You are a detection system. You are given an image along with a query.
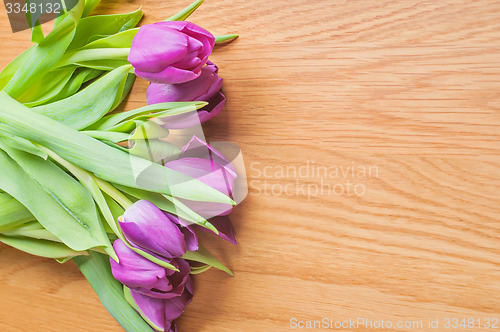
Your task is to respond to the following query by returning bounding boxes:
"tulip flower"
[119,200,187,259]
[110,239,191,299]
[165,136,237,220]
[147,61,225,129]
[128,21,215,84]
[129,278,193,332]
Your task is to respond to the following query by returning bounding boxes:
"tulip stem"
[214,34,239,44]
[94,178,134,210]
[56,49,131,68]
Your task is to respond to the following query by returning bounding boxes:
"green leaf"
[0,234,85,259]
[2,0,85,98]
[73,252,154,332]
[25,0,44,43]
[1,144,113,254]
[189,264,212,274]
[72,58,131,71]
[68,9,143,51]
[17,66,77,106]
[32,65,132,130]
[0,47,36,90]
[45,67,103,105]
[4,222,62,242]
[129,121,169,140]
[166,0,204,21]
[0,92,234,205]
[129,139,180,163]
[183,244,234,276]
[0,135,48,160]
[88,102,206,131]
[40,148,178,270]
[30,23,44,44]
[0,192,35,232]
[82,0,101,17]
[215,34,239,44]
[80,27,139,50]
[83,130,130,143]
[0,148,107,252]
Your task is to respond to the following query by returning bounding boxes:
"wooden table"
[1,0,499,331]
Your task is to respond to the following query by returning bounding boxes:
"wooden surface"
[1,0,500,331]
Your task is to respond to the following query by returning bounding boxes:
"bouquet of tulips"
[0,1,247,331]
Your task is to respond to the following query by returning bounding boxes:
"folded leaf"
[0,148,106,252]
[82,0,101,17]
[32,65,132,130]
[0,192,35,232]
[80,28,138,50]
[0,234,85,259]
[68,9,143,51]
[17,67,77,106]
[2,0,84,98]
[4,222,62,242]
[88,102,206,131]
[45,67,103,105]
[1,145,114,257]
[74,252,154,332]
[0,135,48,160]
[183,244,234,276]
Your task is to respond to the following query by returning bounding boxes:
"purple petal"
[138,258,191,300]
[163,284,194,322]
[110,240,169,290]
[197,91,226,123]
[131,290,167,331]
[135,66,201,84]
[197,215,237,244]
[128,25,189,73]
[121,200,187,259]
[166,213,199,251]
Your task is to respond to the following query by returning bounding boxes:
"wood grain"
[0,0,499,331]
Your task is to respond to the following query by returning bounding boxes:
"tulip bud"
[165,136,236,219]
[119,200,187,259]
[110,239,191,299]
[128,21,215,84]
[147,61,225,129]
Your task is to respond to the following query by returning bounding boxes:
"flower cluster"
[110,138,237,331]
[129,21,225,129]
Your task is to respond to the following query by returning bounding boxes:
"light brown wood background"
[1,0,500,331]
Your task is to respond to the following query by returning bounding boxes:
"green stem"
[57,48,131,67]
[215,34,239,44]
[166,0,204,21]
[94,178,133,210]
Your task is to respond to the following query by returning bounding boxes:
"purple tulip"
[147,61,225,129]
[128,21,215,84]
[119,200,187,259]
[165,136,237,219]
[130,278,193,332]
[110,239,191,299]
